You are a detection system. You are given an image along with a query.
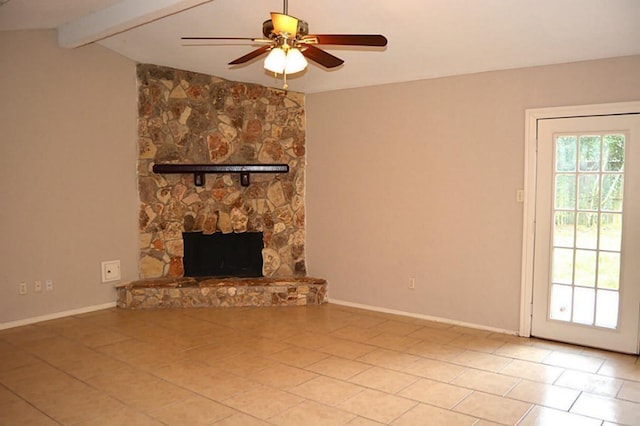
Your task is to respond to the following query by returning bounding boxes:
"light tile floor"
[1,304,639,425]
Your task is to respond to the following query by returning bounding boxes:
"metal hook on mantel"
[152,163,290,187]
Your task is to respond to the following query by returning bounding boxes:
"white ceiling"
[2,0,639,93]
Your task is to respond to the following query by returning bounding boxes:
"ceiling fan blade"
[229,45,271,65]
[302,34,387,47]
[182,37,265,41]
[302,45,344,68]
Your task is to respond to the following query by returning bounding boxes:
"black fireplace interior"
[183,231,264,278]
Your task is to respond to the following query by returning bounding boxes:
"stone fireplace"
[136,64,306,280]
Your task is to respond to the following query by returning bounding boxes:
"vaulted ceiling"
[2,0,639,93]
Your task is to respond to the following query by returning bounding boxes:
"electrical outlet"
[101,260,121,283]
[19,282,28,295]
[45,279,53,291]
[34,280,42,293]
[409,277,416,290]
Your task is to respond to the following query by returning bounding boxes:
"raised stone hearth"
[116,276,327,309]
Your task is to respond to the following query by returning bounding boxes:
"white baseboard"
[329,298,518,336]
[1,299,518,336]
[0,302,117,330]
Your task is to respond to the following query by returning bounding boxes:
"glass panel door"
[531,113,640,354]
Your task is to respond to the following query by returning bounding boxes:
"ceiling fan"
[182,0,388,89]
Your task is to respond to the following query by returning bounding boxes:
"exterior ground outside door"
[520,103,640,354]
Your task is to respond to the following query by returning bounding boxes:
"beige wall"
[0,30,139,324]
[306,55,640,332]
[1,31,637,332]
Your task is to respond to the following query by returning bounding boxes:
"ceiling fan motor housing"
[262,19,309,38]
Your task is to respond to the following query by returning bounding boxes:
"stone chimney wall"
[136,64,306,278]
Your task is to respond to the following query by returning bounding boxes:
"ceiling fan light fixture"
[284,47,307,74]
[264,47,286,73]
[264,46,307,75]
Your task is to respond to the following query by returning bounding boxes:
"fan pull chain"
[271,71,288,90]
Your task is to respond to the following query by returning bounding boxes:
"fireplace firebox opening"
[183,232,264,278]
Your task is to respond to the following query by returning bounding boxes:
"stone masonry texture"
[136,64,307,279]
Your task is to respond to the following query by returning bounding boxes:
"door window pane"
[576,212,598,249]
[555,175,576,209]
[574,250,596,287]
[601,174,624,212]
[552,248,574,284]
[603,135,624,172]
[598,252,621,290]
[579,135,601,171]
[578,175,599,211]
[556,136,577,172]
[595,290,619,329]
[600,213,622,251]
[573,287,595,325]
[554,211,575,247]
[550,284,572,321]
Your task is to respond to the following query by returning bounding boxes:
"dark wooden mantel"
[152,163,289,186]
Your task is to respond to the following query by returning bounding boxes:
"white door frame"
[519,101,640,337]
